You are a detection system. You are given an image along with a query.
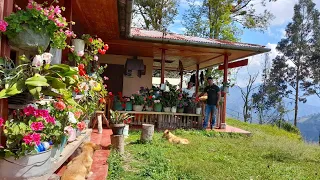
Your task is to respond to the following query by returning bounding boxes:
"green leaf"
[41,89,61,97]
[4,79,26,96]
[28,85,42,98]
[45,76,66,89]
[25,75,49,87]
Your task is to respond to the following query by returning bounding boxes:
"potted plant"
[109,110,133,135]
[186,98,196,114]
[125,96,133,111]
[144,95,153,111]
[166,81,179,113]
[195,97,202,114]
[0,105,61,179]
[162,97,171,112]
[3,1,75,52]
[153,99,162,112]
[132,93,144,111]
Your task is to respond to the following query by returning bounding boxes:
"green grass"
[107,118,320,180]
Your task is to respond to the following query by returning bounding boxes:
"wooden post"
[179,60,183,89]
[195,63,199,95]
[160,49,165,84]
[140,124,154,142]
[221,54,229,129]
[0,0,13,147]
[111,135,124,155]
[61,0,72,64]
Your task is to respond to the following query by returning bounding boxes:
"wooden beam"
[195,64,199,95]
[218,59,248,70]
[153,66,177,71]
[221,54,229,129]
[161,49,166,84]
[62,0,72,64]
[184,54,224,69]
[0,0,13,147]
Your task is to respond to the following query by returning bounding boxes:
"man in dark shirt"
[198,77,221,129]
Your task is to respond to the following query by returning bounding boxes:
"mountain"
[226,86,320,143]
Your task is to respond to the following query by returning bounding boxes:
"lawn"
[107,118,320,180]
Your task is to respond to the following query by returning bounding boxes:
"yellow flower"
[93,83,101,91]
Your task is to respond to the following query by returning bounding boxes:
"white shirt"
[182,88,195,98]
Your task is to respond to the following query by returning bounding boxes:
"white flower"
[32,55,43,67]
[131,96,134,100]
[152,95,155,98]
[89,80,97,88]
[79,82,89,91]
[94,55,99,61]
[68,112,77,123]
[77,50,84,57]
[41,53,53,64]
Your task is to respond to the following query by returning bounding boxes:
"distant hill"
[226,86,320,143]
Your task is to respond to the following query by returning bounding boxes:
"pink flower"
[54,6,61,14]
[65,30,73,37]
[14,4,21,10]
[0,117,4,127]
[94,55,99,61]
[70,46,74,52]
[36,4,42,11]
[34,109,49,118]
[104,84,107,88]
[48,14,55,20]
[27,3,33,9]
[77,50,84,57]
[31,133,41,145]
[77,121,86,131]
[45,116,56,124]
[30,122,45,131]
[0,20,8,32]
[74,111,82,119]
[23,134,33,145]
[43,9,49,16]
[23,106,36,116]
[103,76,109,80]
[108,92,113,96]
[54,101,66,111]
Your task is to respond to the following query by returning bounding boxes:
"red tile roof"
[130,27,266,49]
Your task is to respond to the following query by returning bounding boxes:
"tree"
[268,0,320,126]
[238,72,259,123]
[182,0,276,40]
[133,0,179,31]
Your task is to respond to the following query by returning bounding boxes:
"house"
[1,0,270,130]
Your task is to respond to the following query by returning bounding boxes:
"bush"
[274,120,300,134]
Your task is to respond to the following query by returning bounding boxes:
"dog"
[162,129,189,144]
[61,142,101,180]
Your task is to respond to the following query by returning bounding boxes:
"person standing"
[198,77,221,129]
[182,82,195,98]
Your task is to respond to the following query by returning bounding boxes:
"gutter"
[122,0,270,54]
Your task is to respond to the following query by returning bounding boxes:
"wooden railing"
[118,111,203,129]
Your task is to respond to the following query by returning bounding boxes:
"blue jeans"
[203,104,216,129]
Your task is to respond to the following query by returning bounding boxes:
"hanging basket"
[8,25,50,52]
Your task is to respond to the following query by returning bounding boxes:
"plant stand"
[140,124,154,142]
[111,135,124,155]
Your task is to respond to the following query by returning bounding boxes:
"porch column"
[160,49,166,84]
[179,60,183,89]
[221,54,229,129]
[62,0,72,64]
[0,0,13,147]
[195,64,199,95]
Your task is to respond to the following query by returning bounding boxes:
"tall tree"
[268,0,320,126]
[182,0,276,40]
[133,0,179,32]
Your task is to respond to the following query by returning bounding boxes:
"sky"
[167,0,320,87]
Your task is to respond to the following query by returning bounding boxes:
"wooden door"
[100,63,124,95]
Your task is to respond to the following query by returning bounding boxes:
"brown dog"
[162,129,190,144]
[61,142,101,180]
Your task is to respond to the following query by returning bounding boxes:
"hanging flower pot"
[154,103,162,112]
[133,105,143,111]
[110,123,126,135]
[171,106,177,113]
[72,39,85,53]
[8,25,50,52]
[0,149,52,179]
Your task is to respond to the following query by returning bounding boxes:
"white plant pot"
[145,106,153,111]
[171,106,177,113]
[163,107,171,112]
[49,48,62,64]
[0,150,52,179]
[123,124,129,138]
[196,107,202,114]
[133,105,143,111]
[72,39,85,53]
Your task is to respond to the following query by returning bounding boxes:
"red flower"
[0,117,4,127]
[77,121,86,131]
[54,101,66,111]
[74,87,80,94]
[104,44,109,51]
[98,49,106,55]
[99,97,106,104]
[121,103,126,108]
[30,122,45,131]
[79,69,86,76]
[108,92,113,96]
[78,64,85,70]
[89,38,93,43]
[124,118,131,124]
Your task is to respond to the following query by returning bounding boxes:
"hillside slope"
[108,119,320,180]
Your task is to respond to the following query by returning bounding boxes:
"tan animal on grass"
[61,142,101,180]
[162,129,190,144]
